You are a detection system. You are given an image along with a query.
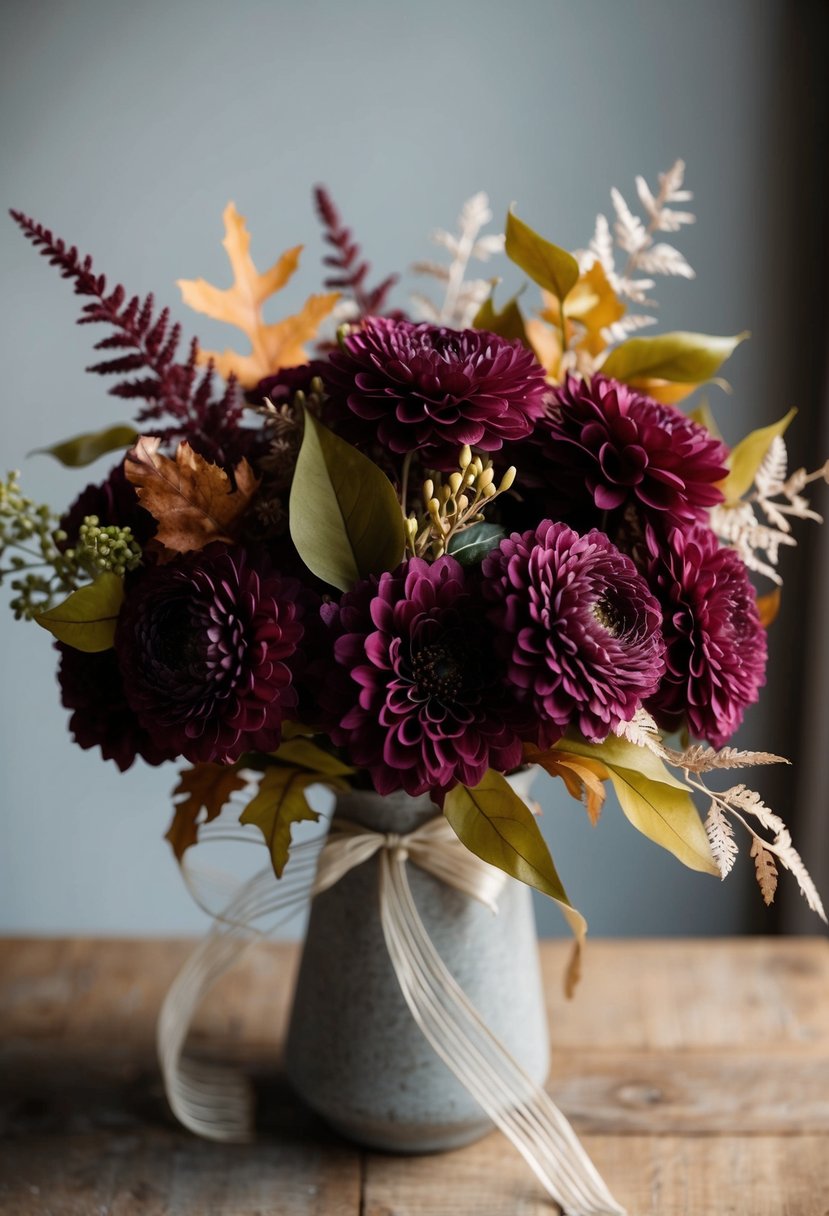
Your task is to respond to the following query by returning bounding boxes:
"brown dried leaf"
[166,763,247,861]
[750,837,778,906]
[126,436,259,553]
[178,202,339,388]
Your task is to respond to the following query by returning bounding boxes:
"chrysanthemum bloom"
[644,524,767,747]
[323,317,549,463]
[115,544,307,764]
[481,521,666,746]
[322,556,523,797]
[58,644,175,771]
[537,374,729,528]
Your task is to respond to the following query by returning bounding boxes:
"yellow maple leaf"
[125,435,259,554]
[528,260,625,380]
[178,202,339,388]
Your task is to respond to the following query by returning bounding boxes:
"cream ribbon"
[158,815,626,1216]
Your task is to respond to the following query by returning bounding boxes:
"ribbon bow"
[158,814,625,1216]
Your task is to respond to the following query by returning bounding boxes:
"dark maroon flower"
[644,524,767,746]
[321,556,523,797]
[537,374,729,528]
[60,460,156,548]
[323,318,549,463]
[482,521,666,746]
[58,644,174,771]
[115,544,307,764]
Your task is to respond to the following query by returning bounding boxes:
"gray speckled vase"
[284,771,550,1153]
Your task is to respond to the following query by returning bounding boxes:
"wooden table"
[1,938,827,1214]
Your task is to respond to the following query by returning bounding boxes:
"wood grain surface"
[1,937,827,1214]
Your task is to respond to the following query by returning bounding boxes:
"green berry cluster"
[0,471,142,620]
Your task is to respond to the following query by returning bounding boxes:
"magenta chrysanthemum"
[115,544,307,764]
[644,524,767,747]
[482,521,666,746]
[321,556,523,797]
[537,374,729,527]
[58,644,175,772]
[323,317,549,462]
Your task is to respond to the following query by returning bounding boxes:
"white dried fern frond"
[613,707,665,754]
[412,192,504,327]
[602,313,657,344]
[632,243,694,278]
[663,744,788,774]
[705,802,739,878]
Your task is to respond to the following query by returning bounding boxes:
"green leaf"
[289,410,405,591]
[32,424,139,468]
[722,408,797,503]
[504,209,580,302]
[444,770,586,941]
[447,521,505,566]
[240,764,346,878]
[34,572,124,652]
[558,734,718,875]
[601,331,748,385]
[271,737,355,779]
[473,289,529,345]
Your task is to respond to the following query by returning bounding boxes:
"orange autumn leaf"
[757,587,781,628]
[178,202,339,388]
[166,763,248,861]
[125,435,259,553]
[523,743,609,826]
[529,261,625,379]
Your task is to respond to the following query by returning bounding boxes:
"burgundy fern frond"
[10,210,247,465]
[313,186,398,317]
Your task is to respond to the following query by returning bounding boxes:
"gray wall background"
[0,0,819,938]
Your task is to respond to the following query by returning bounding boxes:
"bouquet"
[3,160,827,958]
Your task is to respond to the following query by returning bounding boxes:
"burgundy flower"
[537,374,729,528]
[58,644,174,771]
[321,556,523,797]
[644,524,767,746]
[115,544,308,764]
[481,521,666,746]
[323,318,549,463]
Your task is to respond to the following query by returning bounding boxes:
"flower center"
[592,594,627,638]
[411,642,465,701]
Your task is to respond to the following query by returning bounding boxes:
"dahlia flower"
[115,544,307,765]
[321,556,523,797]
[58,644,174,772]
[481,521,666,746]
[323,317,549,463]
[644,524,767,746]
[537,374,729,528]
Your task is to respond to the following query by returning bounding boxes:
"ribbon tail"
[379,852,626,1216]
[157,851,319,1142]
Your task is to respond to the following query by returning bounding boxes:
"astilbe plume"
[9,211,247,466]
[313,187,399,317]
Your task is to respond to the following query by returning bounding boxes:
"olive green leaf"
[32,423,139,468]
[473,288,529,345]
[289,410,405,591]
[558,734,718,875]
[241,763,348,878]
[444,770,586,935]
[271,736,355,779]
[721,408,797,503]
[601,331,748,385]
[34,572,123,652]
[447,521,505,566]
[504,209,580,303]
